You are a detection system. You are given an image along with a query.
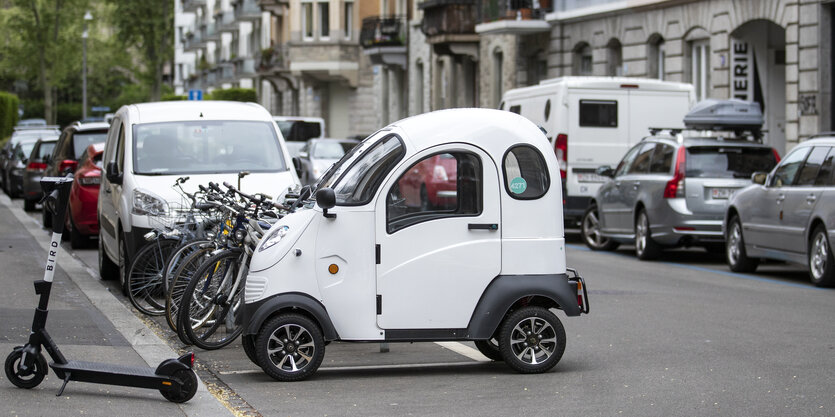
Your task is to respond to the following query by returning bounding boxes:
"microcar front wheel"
[256,314,325,381]
[498,307,565,374]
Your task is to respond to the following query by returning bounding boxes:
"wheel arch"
[808,218,827,247]
[244,292,340,341]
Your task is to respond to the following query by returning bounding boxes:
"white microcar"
[241,108,589,381]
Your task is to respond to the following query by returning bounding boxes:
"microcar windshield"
[316,132,404,205]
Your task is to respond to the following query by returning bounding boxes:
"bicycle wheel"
[177,249,245,350]
[163,239,213,294]
[127,239,178,316]
[165,243,215,332]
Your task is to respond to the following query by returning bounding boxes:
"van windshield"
[133,121,286,175]
[686,146,777,179]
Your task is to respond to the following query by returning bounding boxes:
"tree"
[108,0,173,102]
[0,0,86,124]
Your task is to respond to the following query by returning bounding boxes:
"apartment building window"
[415,60,424,115]
[648,34,665,80]
[573,43,592,75]
[344,1,353,39]
[690,39,710,101]
[606,38,622,76]
[319,1,330,39]
[302,1,313,39]
[493,48,503,108]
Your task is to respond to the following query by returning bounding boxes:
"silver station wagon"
[725,135,835,287]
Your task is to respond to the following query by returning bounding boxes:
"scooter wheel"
[160,369,198,403]
[5,348,48,389]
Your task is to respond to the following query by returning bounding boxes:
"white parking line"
[434,341,491,362]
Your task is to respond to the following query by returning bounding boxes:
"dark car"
[22,138,59,211]
[1,128,60,193]
[5,136,58,198]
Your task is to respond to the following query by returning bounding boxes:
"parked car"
[4,135,59,197]
[273,116,325,157]
[1,127,60,192]
[16,118,47,127]
[66,143,105,248]
[294,138,359,185]
[501,77,695,227]
[725,136,835,286]
[40,121,109,227]
[98,101,300,293]
[21,138,59,211]
[395,152,459,211]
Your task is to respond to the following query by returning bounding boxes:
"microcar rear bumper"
[567,268,589,315]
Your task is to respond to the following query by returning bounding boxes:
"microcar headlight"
[132,189,167,216]
[259,225,290,252]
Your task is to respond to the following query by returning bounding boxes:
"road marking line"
[219,361,484,375]
[434,341,491,362]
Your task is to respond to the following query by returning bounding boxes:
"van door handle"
[468,223,498,231]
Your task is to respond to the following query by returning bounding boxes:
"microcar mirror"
[596,165,615,178]
[315,187,336,219]
[105,161,122,185]
[751,171,767,185]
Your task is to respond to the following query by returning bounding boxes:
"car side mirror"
[105,161,122,185]
[291,156,303,178]
[751,171,767,185]
[596,165,615,178]
[315,187,336,219]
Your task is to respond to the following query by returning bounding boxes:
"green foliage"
[208,88,257,103]
[161,94,187,101]
[56,102,82,127]
[112,84,150,108]
[0,91,20,138]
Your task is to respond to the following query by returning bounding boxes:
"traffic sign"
[91,106,110,112]
[188,89,203,101]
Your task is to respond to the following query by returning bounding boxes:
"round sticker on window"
[509,177,527,194]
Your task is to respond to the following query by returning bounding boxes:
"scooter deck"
[50,360,171,390]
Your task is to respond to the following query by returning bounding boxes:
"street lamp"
[82,10,93,120]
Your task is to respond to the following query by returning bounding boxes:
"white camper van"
[500,77,695,226]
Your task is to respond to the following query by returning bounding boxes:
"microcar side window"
[386,151,483,233]
[502,145,550,200]
[330,134,405,206]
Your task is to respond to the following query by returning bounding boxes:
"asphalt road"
[3,196,834,417]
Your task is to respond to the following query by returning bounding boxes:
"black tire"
[635,209,661,260]
[98,234,119,281]
[165,243,214,332]
[119,235,130,295]
[474,338,503,361]
[127,239,178,316]
[69,216,87,249]
[581,204,619,251]
[242,335,258,365]
[160,369,198,403]
[726,216,759,273]
[23,198,36,212]
[4,348,48,389]
[498,306,566,374]
[256,313,325,381]
[808,226,835,287]
[177,250,245,350]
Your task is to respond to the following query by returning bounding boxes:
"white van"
[500,77,695,226]
[98,101,300,292]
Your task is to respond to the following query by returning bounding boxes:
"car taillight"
[59,159,78,173]
[664,147,687,198]
[555,133,567,178]
[79,173,101,186]
[433,165,448,182]
[772,148,781,163]
[26,161,47,171]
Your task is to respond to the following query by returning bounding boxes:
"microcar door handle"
[468,223,498,231]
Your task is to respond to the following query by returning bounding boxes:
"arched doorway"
[731,20,786,153]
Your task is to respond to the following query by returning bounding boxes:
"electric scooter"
[4,177,199,403]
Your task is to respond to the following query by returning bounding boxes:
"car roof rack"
[683,99,764,141]
[809,131,835,139]
[647,127,684,136]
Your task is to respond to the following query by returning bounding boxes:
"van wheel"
[256,314,325,381]
[726,216,759,273]
[808,226,835,287]
[98,234,119,280]
[69,217,87,249]
[581,204,619,251]
[119,235,130,295]
[474,338,502,361]
[499,306,565,374]
[635,210,661,260]
[23,198,36,212]
[41,206,52,229]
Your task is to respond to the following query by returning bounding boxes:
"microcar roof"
[122,101,273,125]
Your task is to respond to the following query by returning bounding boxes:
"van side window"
[628,143,655,174]
[579,100,617,127]
[104,117,120,165]
[508,105,521,114]
[386,152,483,233]
[650,143,675,173]
[115,123,126,173]
[502,145,550,200]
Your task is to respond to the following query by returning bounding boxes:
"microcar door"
[375,144,501,330]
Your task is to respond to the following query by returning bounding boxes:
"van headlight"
[259,225,289,252]
[132,189,167,216]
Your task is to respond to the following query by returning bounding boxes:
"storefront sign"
[731,38,753,102]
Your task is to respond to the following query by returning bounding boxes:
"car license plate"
[711,188,734,199]
[577,173,607,183]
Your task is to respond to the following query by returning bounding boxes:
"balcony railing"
[419,0,478,38]
[258,44,289,72]
[480,0,553,23]
[219,63,236,83]
[200,22,219,42]
[360,15,406,48]
[234,0,263,21]
[183,31,204,52]
[235,58,256,77]
[182,0,207,13]
[217,10,237,32]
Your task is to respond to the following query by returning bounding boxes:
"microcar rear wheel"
[498,307,565,374]
[256,314,325,382]
[581,204,619,251]
[474,338,502,361]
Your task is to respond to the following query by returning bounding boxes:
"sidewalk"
[0,194,233,417]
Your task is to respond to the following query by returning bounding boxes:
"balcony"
[288,43,360,86]
[419,0,479,56]
[182,0,206,13]
[183,31,205,52]
[219,62,236,83]
[234,57,256,79]
[200,21,219,42]
[233,0,262,21]
[475,0,552,35]
[361,15,407,68]
[217,10,237,32]
[257,0,288,16]
[257,44,290,73]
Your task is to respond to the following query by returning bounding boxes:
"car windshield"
[275,120,322,142]
[133,120,286,175]
[686,146,777,178]
[73,132,108,158]
[19,143,36,159]
[317,132,404,205]
[36,142,57,159]
[312,141,355,159]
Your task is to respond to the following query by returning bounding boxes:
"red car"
[65,143,104,248]
[397,153,458,210]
